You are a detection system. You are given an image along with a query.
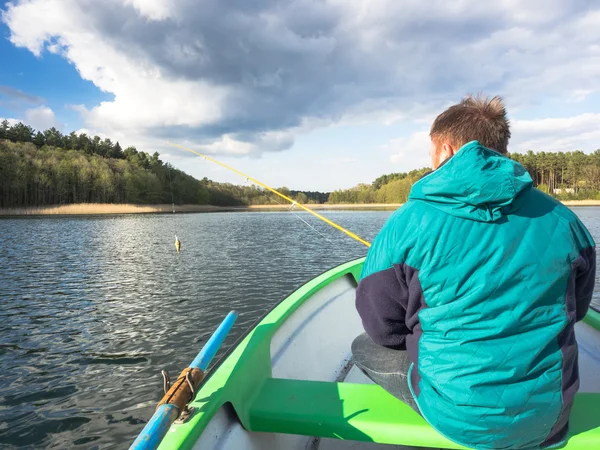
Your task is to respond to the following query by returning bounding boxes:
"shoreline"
[247,203,404,211]
[0,203,246,216]
[1,200,599,216]
[560,200,600,206]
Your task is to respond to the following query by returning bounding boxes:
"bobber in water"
[175,236,181,253]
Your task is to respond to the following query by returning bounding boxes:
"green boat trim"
[157,258,600,450]
[583,307,600,331]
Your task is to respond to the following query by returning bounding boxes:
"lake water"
[1,208,599,449]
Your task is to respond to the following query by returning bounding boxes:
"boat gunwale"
[584,306,600,330]
[195,258,363,390]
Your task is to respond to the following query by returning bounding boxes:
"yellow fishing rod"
[165,141,371,248]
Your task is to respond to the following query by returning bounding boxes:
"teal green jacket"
[356,141,596,449]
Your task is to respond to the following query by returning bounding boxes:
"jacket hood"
[409,140,533,222]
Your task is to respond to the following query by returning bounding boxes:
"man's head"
[429,95,511,169]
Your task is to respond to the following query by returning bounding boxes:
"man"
[352,95,596,449]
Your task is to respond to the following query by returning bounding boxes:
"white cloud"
[196,134,255,156]
[512,113,600,153]
[23,106,61,131]
[3,1,226,132]
[385,131,431,168]
[382,114,600,167]
[124,0,172,21]
[2,0,600,164]
[0,117,20,126]
[1,106,61,131]
[328,156,359,165]
[390,152,405,164]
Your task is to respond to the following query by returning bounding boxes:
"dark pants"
[351,333,420,414]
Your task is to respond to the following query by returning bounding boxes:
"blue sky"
[2,0,600,191]
[0,15,112,130]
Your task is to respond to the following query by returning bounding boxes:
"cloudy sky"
[1,0,600,191]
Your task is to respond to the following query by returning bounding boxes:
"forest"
[329,150,600,204]
[1,120,600,208]
[0,121,323,208]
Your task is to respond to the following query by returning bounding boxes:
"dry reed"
[0,203,241,216]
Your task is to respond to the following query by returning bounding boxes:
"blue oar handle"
[129,310,238,450]
[129,404,178,450]
[191,310,238,370]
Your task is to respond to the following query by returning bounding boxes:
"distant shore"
[561,200,600,206]
[250,200,600,209]
[247,203,404,211]
[1,200,599,216]
[0,203,245,216]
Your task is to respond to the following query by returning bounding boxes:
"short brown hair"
[430,95,511,154]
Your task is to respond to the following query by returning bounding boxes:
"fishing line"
[250,182,336,243]
[165,141,371,247]
[167,164,175,214]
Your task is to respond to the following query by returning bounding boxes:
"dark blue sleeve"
[355,212,412,350]
[356,266,410,349]
[575,246,597,322]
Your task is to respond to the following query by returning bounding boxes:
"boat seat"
[247,378,600,449]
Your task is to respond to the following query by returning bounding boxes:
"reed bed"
[0,203,240,216]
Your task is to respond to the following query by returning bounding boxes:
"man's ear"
[441,142,456,160]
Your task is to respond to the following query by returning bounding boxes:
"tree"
[0,120,9,140]
[150,151,162,168]
[278,186,291,197]
[66,131,78,150]
[43,127,64,147]
[33,131,45,147]
[90,135,101,154]
[99,138,113,157]
[78,133,90,152]
[568,151,587,191]
[112,141,123,159]
[593,149,600,168]
[296,192,308,204]
[124,146,137,156]
[10,122,34,143]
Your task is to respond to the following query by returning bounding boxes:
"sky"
[1,0,600,192]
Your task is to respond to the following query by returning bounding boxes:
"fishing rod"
[165,141,372,248]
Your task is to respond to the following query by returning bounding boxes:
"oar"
[130,311,238,450]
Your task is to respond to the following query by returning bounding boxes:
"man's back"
[356,141,596,449]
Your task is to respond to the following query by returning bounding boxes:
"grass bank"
[0,203,244,216]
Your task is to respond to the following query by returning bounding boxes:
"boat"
[134,257,600,450]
